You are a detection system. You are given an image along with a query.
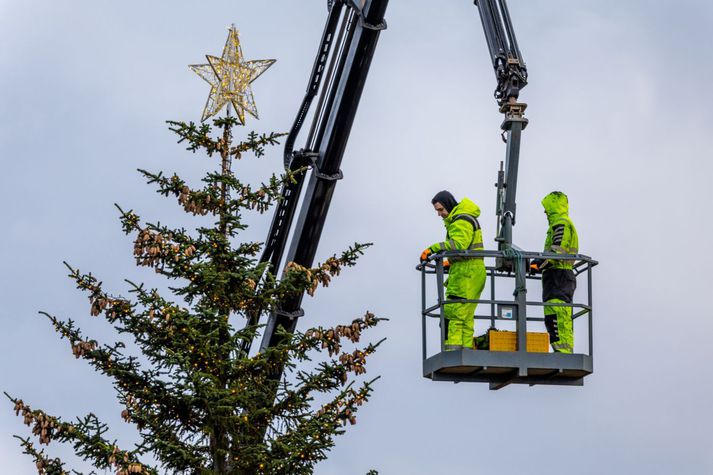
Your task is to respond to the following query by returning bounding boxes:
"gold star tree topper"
[190,25,275,123]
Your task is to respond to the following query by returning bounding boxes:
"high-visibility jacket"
[428,198,485,299]
[541,192,579,270]
[541,192,578,353]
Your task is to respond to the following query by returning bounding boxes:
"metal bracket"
[489,370,518,390]
[310,154,343,181]
[315,169,343,181]
[292,149,343,181]
[334,0,388,30]
[503,210,515,225]
[276,308,305,320]
[500,101,529,131]
[499,101,527,117]
[291,149,320,168]
[360,16,387,30]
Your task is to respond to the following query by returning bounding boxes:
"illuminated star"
[190,25,275,123]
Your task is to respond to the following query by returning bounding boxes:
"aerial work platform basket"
[418,249,598,390]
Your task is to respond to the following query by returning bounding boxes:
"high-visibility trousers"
[443,263,486,349]
[542,268,576,353]
[544,299,573,353]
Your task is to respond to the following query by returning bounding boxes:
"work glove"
[443,258,450,268]
[420,248,433,263]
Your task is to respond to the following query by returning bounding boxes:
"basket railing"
[417,249,598,361]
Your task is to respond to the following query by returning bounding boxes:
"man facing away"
[530,191,579,353]
[421,191,487,350]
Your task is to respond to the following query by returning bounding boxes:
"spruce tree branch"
[266,380,376,472]
[167,120,219,156]
[282,243,373,297]
[252,316,383,471]
[115,204,141,235]
[135,167,298,221]
[13,435,75,475]
[230,131,287,159]
[41,313,203,437]
[271,331,384,425]
[5,394,156,475]
[40,312,212,472]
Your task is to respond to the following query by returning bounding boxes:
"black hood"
[431,190,458,213]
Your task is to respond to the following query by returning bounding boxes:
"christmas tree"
[7,26,384,475]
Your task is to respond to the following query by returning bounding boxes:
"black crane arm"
[474,0,529,253]
[259,3,345,279]
[249,0,389,353]
[474,0,528,106]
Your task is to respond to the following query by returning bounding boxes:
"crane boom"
[250,0,389,353]
[473,0,529,254]
[474,0,528,105]
[251,0,529,371]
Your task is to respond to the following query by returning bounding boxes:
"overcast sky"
[1,1,712,473]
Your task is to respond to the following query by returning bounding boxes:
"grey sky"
[1,0,712,473]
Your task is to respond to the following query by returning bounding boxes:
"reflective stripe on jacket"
[542,192,579,270]
[428,198,484,256]
[428,197,486,300]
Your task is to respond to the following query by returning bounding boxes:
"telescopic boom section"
[474,0,528,252]
[474,0,527,106]
[258,3,345,280]
[254,0,389,353]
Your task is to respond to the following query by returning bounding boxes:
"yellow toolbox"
[487,330,549,353]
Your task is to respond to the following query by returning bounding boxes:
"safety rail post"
[421,263,427,362]
[489,268,496,328]
[514,255,527,376]
[588,263,593,358]
[435,257,446,353]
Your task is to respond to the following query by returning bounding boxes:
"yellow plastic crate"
[488,330,549,353]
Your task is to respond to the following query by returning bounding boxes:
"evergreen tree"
[7,115,384,475]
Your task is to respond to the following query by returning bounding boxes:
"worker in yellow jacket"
[421,191,487,350]
[530,191,579,353]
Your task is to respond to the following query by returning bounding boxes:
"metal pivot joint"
[500,101,528,131]
[473,0,528,107]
